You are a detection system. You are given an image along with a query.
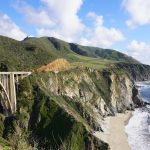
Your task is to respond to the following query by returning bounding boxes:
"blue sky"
[0,0,150,64]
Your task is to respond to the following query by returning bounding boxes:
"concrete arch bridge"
[0,72,31,116]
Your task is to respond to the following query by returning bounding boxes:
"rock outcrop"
[0,65,146,150]
[114,63,150,81]
[47,67,135,115]
[40,67,139,141]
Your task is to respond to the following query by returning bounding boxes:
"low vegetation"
[0,35,139,71]
[36,58,71,72]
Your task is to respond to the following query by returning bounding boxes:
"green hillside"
[0,35,150,150]
[0,35,139,71]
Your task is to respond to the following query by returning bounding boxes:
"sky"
[0,0,150,64]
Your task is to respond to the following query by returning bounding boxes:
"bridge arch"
[0,81,13,116]
[0,72,31,116]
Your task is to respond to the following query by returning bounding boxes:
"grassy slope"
[0,35,139,71]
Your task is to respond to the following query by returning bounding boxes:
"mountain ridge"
[0,35,139,72]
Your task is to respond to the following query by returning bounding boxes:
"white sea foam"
[136,81,150,87]
[126,81,150,150]
[125,108,150,150]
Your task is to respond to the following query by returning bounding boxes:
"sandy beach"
[0,145,3,150]
[94,111,133,150]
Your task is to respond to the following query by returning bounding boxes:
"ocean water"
[125,81,150,150]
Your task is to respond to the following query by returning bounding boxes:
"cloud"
[126,40,150,65]
[123,0,150,28]
[14,1,55,28]
[14,0,125,48]
[39,0,85,42]
[80,12,125,48]
[14,0,84,42]
[0,13,27,40]
[87,12,104,26]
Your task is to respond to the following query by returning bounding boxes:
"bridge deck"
[0,72,32,75]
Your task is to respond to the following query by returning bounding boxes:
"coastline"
[94,111,133,150]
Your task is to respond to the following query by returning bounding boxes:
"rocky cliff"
[46,67,135,114]
[0,36,149,150]
[114,63,150,81]
[0,66,141,150]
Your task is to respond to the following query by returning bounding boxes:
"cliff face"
[47,68,134,114]
[40,67,142,148]
[110,72,134,112]
[0,66,144,150]
[39,67,144,148]
[26,67,137,149]
[114,63,150,81]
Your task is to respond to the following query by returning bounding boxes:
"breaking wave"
[125,81,150,150]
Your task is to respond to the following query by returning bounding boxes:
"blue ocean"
[125,81,150,150]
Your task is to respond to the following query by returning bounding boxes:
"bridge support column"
[10,73,16,114]
[0,72,31,116]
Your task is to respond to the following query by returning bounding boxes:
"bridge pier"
[0,72,31,116]
[10,73,16,114]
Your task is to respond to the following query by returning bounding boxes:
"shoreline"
[124,111,133,126]
[94,111,133,150]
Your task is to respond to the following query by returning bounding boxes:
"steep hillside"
[69,42,138,63]
[24,36,139,63]
[114,63,150,81]
[0,35,139,72]
[0,67,141,150]
[0,35,150,150]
